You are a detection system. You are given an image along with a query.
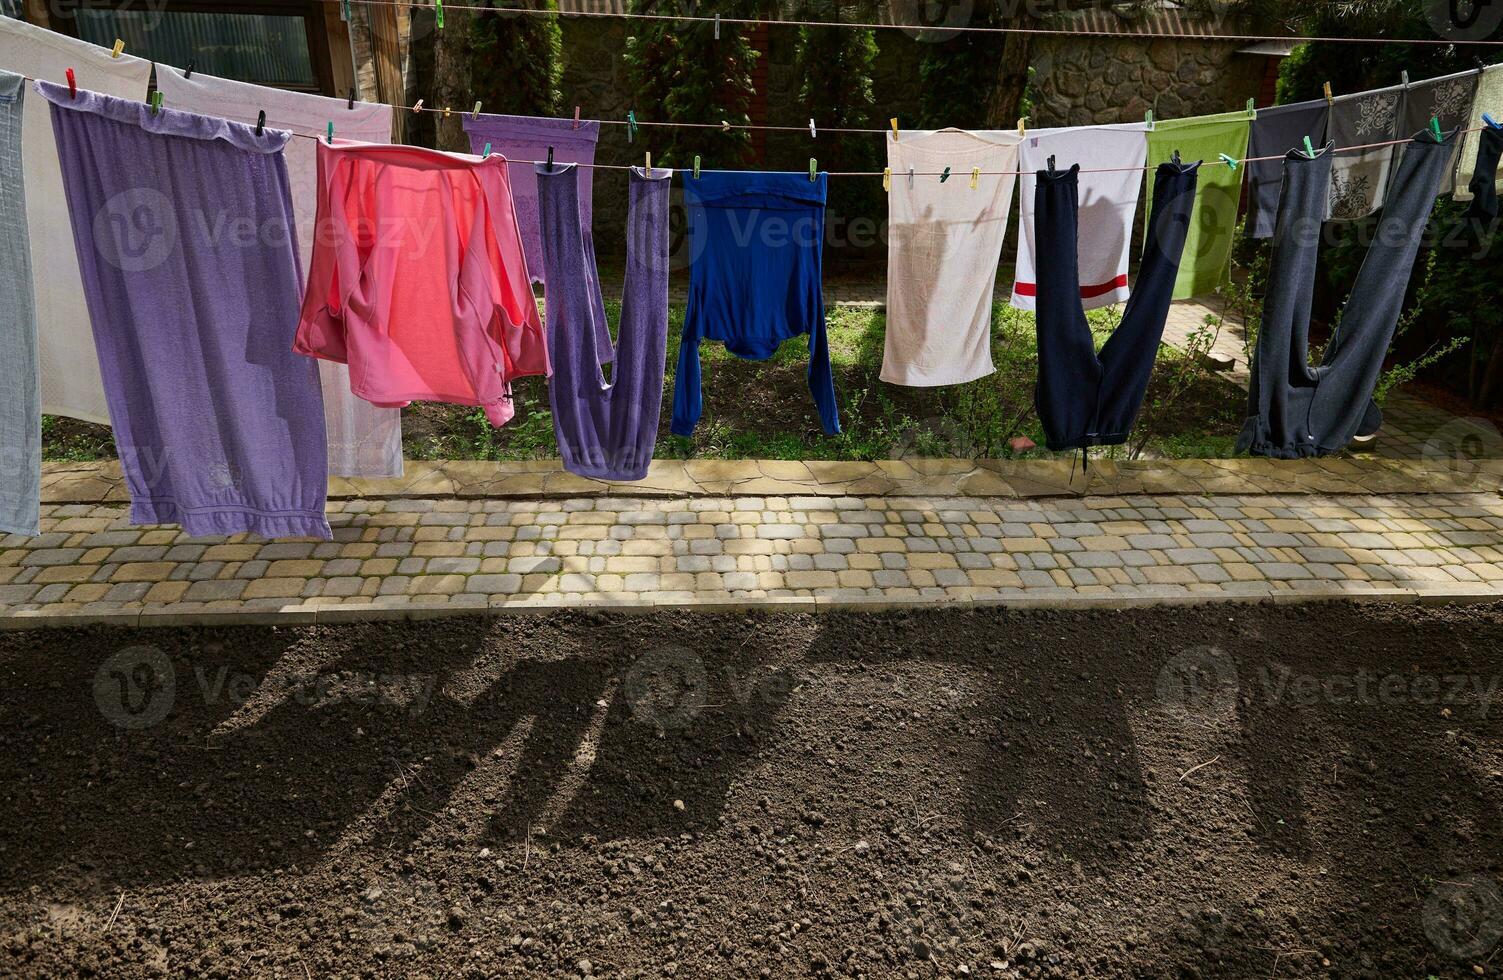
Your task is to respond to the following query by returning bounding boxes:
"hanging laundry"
[1238,130,1456,458]
[39,81,331,539]
[1244,98,1329,239]
[0,18,150,424]
[0,71,39,536]
[1463,124,1503,222]
[463,113,613,369]
[156,66,404,479]
[1393,69,1479,197]
[1456,63,1503,205]
[672,170,839,437]
[1033,160,1198,453]
[1013,124,1148,312]
[1326,84,1404,221]
[882,129,1018,386]
[537,164,671,481]
[1144,109,1249,300]
[295,142,549,427]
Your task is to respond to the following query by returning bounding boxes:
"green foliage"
[621,0,760,167]
[468,1,563,117]
[794,11,880,235]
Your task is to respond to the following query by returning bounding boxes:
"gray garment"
[0,71,38,535]
[1245,99,1328,239]
[1238,129,1455,458]
[1326,85,1403,221]
[1393,69,1479,197]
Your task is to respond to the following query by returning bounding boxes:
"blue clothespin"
[482,142,491,159]
[1218,153,1238,171]
[939,166,951,183]
[627,110,636,144]
[1303,135,1315,158]
[326,121,334,144]
[1486,113,1502,130]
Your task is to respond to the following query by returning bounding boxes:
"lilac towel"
[37,80,330,540]
[462,112,612,362]
[536,164,670,481]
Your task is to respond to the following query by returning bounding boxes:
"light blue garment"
[0,71,38,536]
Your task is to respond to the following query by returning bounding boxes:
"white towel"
[1012,124,1148,311]
[882,129,1019,387]
[156,67,405,478]
[0,19,150,424]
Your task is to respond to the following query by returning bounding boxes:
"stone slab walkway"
[2,458,1501,628]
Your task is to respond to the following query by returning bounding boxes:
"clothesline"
[325,0,1503,47]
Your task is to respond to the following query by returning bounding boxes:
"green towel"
[1145,109,1251,300]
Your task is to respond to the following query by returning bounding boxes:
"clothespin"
[969,166,979,189]
[435,0,444,29]
[546,146,554,172]
[110,39,124,59]
[1218,152,1238,171]
[149,91,162,115]
[1047,154,1056,171]
[255,110,265,136]
[1401,70,1410,87]
[1485,113,1502,130]
[65,68,76,99]
[809,118,816,139]
[572,106,581,129]
[1302,136,1315,158]
[1245,97,1256,117]
[327,121,334,144]
[809,158,817,181]
[1323,81,1333,105]
[184,61,195,79]
[341,0,350,21]
[472,101,482,120]
[443,106,452,119]
[721,120,730,132]
[412,99,424,114]
[627,109,637,143]
[939,166,951,182]
[890,117,898,141]
[348,88,356,110]
[482,141,491,159]
[1145,109,1154,131]
[714,12,720,39]
[1171,149,1181,165]
[1432,116,1443,140]
[645,151,652,175]
[1017,116,1026,136]
[882,167,890,192]
[693,154,701,179]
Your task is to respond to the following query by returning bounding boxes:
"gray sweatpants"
[1238,129,1455,458]
[0,70,38,535]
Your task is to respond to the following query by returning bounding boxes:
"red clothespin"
[572,106,581,130]
[66,68,76,99]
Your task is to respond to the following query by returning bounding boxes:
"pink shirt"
[295,142,548,425]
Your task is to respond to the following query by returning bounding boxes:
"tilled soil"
[0,601,1501,978]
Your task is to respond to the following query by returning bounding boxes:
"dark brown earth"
[1,601,1501,978]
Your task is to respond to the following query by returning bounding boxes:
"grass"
[43,301,1248,465]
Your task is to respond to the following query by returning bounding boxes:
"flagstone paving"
[2,457,1502,627]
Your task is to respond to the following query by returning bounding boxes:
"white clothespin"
[714,13,720,39]
[412,99,424,114]
[809,118,816,139]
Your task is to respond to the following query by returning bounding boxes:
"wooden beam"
[321,0,358,99]
[368,1,407,142]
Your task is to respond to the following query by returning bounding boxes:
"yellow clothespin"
[970,166,979,189]
[1323,81,1333,105]
[882,167,891,192]
[1017,116,1026,136]
[110,39,124,59]
[693,155,701,179]
[890,117,899,141]
[412,99,424,114]
[443,106,452,119]
[472,101,482,120]
[645,151,651,176]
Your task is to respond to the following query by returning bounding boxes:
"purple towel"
[462,112,612,362]
[536,164,670,481]
[37,80,330,540]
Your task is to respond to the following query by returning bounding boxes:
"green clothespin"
[340,0,350,20]
[940,166,951,183]
[1218,153,1238,171]
[326,121,334,144]
[435,0,444,29]
[809,157,817,181]
[1431,116,1443,140]
[1145,109,1155,131]
[1303,135,1315,158]
[693,154,701,179]
[1246,97,1256,118]
[627,110,636,144]
[149,91,162,115]
[482,141,491,159]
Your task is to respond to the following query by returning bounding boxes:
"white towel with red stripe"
[1011,123,1148,312]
